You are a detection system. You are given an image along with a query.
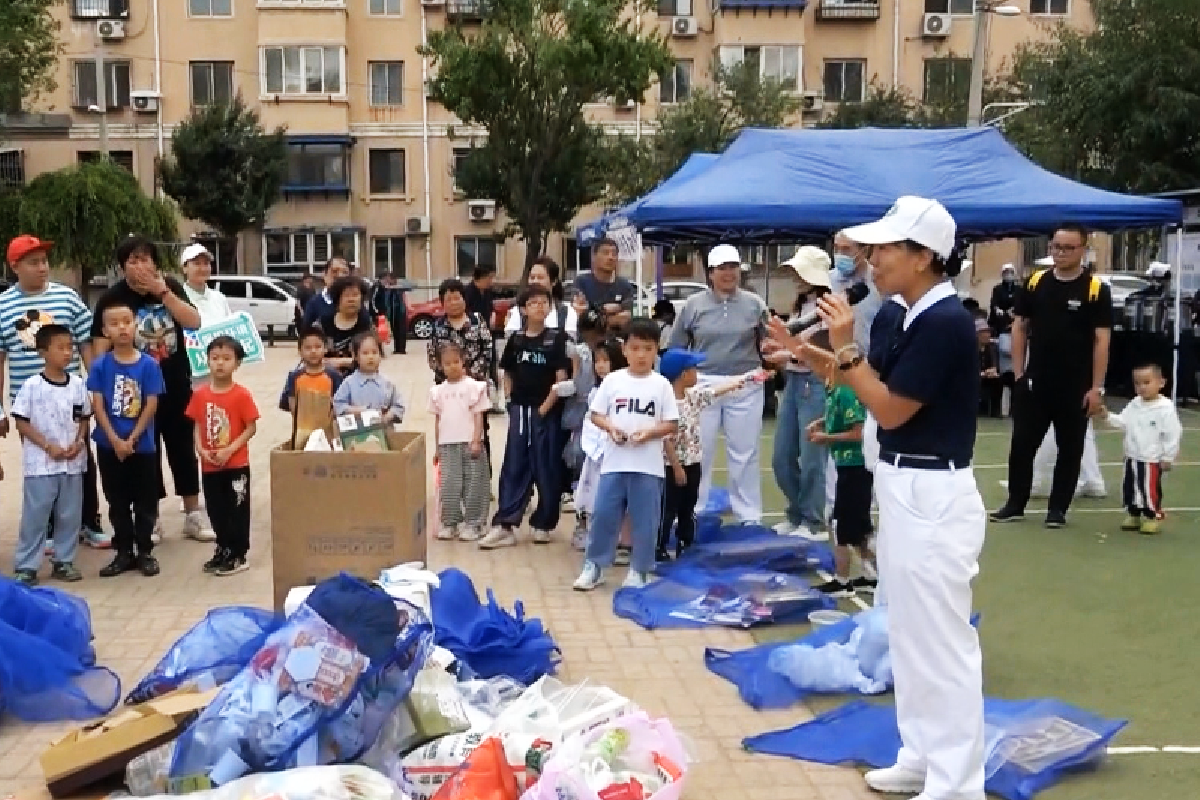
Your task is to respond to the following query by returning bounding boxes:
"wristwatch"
[838,355,864,371]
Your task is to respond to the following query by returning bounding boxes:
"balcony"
[446,0,488,21]
[71,0,130,19]
[815,0,880,20]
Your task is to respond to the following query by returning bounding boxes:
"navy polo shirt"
[868,299,907,371]
[876,294,978,465]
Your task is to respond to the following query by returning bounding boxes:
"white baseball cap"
[842,196,957,260]
[180,242,212,265]
[707,244,742,269]
[782,246,832,289]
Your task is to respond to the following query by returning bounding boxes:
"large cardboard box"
[270,430,428,609]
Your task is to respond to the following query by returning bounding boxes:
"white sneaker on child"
[621,570,649,589]
[183,511,217,542]
[457,524,482,542]
[478,526,517,550]
[531,528,552,544]
[436,526,457,541]
[573,561,603,591]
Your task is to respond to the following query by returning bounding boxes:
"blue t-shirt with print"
[86,351,165,453]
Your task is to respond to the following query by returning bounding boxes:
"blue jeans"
[16,474,83,571]
[772,371,828,529]
[586,471,664,574]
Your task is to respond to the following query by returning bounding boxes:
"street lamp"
[967,1,1022,127]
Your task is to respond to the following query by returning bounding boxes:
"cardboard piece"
[292,388,335,450]
[38,687,218,799]
[270,430,428,610]
[335,410,391,453]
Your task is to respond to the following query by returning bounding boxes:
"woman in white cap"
[180,243,233,329]
[770,197,986,800]
[669,244,769,524]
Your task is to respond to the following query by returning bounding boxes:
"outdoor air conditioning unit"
[421,0,445,7]
[671,16,698,37]
[96,19,126,40]
[801,90,824,113]
[406,216,431,236]
[922,12,951,37]
[467,199,496,222]
[131,90,160,113]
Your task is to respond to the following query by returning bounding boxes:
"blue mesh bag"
[656,526,834,576]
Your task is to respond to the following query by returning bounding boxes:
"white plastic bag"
[135,764,406,799]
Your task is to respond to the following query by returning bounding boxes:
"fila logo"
[614,398,657,416]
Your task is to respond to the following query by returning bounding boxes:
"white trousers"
[696,375,764,524]
[1032,421,1106,496]
[875,461,986,800]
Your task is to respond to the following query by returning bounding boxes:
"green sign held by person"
[184,312,265,377]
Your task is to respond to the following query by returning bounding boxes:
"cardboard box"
[39,687,218,799]
[270,430,428,610]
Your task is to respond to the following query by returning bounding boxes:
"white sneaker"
[573,561,603,591]
[436,526,457,541]
[621,570,649,589]
[457,524,483,542]
[478,526,517,550]
[772,521,798,535]
[1079,485,1108,498]
[795,525,830,542]
[151,520,164,545]
[531,528,552,544]
[183,511,216,542]
[864,764,925,794]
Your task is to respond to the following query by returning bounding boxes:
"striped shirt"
[0,283,94,404]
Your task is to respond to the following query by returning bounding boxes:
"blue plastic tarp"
[576,153,719,245]
[628,128,1183,242]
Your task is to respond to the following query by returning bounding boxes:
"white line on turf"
[1108,746,1200,755]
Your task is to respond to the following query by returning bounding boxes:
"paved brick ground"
[0,347,872,799]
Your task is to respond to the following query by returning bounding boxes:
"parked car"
[207,276,300,335]
[1099,273,1151,309]
[651,281,709,313]
[407,285,518,340]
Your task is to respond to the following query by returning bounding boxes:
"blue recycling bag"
[127,606,285,704]
[743,698,1127,800]
[613,567,833,629]
[431,568,560,684]
[700,486,732,516]
[656,525,834,576]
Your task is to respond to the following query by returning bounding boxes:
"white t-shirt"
[589,368,679,478]
[504,304,578,336]
[11,373,92,477]
[183,283,234,328]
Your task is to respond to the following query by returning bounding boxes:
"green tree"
[0,0,61,112]
[422,0,673,269]
[18,160,177,284]
[820,81,918,130]
[603,61,801,205]
[157,96,288,243]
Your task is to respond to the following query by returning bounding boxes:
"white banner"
[607,224,641,262]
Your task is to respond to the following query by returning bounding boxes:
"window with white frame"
[72,60,131,108]
[659,60,692,104]
[1030,0,1068,13]
[262,46,344,95]
[823,59,865,103]
[369,0,401,12]
[924,0,973,12]
[717,45,800,91]
[190,61,234,106]
[264,231,358,277]
[368,149,405,195]
[373,236,407,278]
[656,0,691,14]
[189,0,232,15]
[369,61,403,106]
[71,0,129,18]
[455,236,497,279]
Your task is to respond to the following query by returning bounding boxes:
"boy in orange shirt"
[186,335,260,576]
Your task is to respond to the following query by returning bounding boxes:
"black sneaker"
[990,505,1025,523]
[1044,510,1067,529]
[614,545,632,567]
[815,579,855,598]
[51,561,83,582]
[655,548,671,563]
[137,553,161,577]
[13,568,38,586]
[203,548,230,574]
[214,554,249,577]
[849,576,878,593]
[100,552,137,578]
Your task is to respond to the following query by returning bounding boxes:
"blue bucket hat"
[658,347,706,381]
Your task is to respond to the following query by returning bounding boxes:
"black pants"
[979,376,1005,418]
[1122,458,1164,519]
[392,311,407,354]
[658,463,702,554]
[492,404,562,530]
[1005,379,1089,514]
[203,466,251,557]
[833,465,874,547]
[155,387,200,501]
[97,448,160,556]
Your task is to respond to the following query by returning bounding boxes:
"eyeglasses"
[1049,244,1082,253]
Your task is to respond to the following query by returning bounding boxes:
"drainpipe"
[892,0,900,87]
[153,0,164,190]
[420,4,433,291]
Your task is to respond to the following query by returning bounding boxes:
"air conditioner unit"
[421,0,445,6]
[922,12,951,37]
[671,16,698,37]
[405,216,431,236]
[801,90,824,112]
[96,19,126,40]
[467,199,496,222]
[130,90,160,113]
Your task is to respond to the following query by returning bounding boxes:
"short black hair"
[625,317,660,344]
[473,265,495,280]
[578,307,605,335]
[1054,223,1090,243]
[207,334,245,361]
[1133,361,1163,378]
[898,239,965,278]
[962,297,981,312]
[101,302,136,322]
[439,278,466,301]
[438,341,464,362]
[528,256,563,301]
[116,235,162,271]
[593,337,627,373]
[351,330,383,356]
[652,299,675,320]
[518,283,552,307]
[328,275,368,309]
[34,323,72,351]
[594,237,618,253]
[297,326,326,347]
[324,256,350,274]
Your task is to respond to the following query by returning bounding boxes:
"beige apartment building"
[1,0,1089,291]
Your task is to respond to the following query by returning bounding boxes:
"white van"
[207,276,299,335]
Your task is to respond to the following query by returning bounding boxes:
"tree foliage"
[18,160,177,284]
[0,0,61,112]
[602,61,801,205]
[157,96,288,239]
[422,0,673,269]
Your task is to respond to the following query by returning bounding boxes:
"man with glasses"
[992,224,1113,528]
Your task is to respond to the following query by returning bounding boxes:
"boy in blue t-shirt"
[88,303,165,578]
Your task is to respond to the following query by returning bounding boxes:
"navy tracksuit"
[491,404,563,531]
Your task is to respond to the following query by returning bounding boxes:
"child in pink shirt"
[429,342,493,541]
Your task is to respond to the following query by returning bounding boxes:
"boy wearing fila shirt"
[575,319,679,591]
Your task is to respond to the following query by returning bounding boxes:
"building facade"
[1,0,1090,290]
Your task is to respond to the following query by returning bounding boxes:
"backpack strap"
[1026,268,1048,292]
[1088,276,1101,303]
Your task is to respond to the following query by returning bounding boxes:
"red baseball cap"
[7,235,53,265]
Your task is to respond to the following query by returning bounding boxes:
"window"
[264,231,359,277]
[369,0,401,12]
[717,45,800,91]
[251,281,283,300]
[285,141,350,191]
[72,60,131,109]
[368,149,405,195]
[78,151,135,172]
[823,60,865,103]
[657,0,691,14]
[189,0,233,15]
[1030,0,1068,13]
[923,57,971,107]
[190,61,234,107]
[262,46,343,95]
[659,60,692,104]
[456,236,497,279]
[451,147,470,193]
[924,0,973,12]
[71,0,129,18]
[369,62,403,106]
[215,279,248,298]
[373,237,406,278]
[0,150,25,187]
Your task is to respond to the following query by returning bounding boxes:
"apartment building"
[1,0,1088,287]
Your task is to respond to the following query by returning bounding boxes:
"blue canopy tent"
[628,127,1183,243]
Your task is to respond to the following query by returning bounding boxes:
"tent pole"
[1174,227,1183,402]
[635,233,644,315]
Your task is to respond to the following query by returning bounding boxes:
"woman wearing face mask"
[988,264,1019,334]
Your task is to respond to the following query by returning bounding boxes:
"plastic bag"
[133,764,406,800]
[126,606,284,704]
[523,713,689,800]
[359,668,472,775]
[431,737,519,800]
[655,528,833,577]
